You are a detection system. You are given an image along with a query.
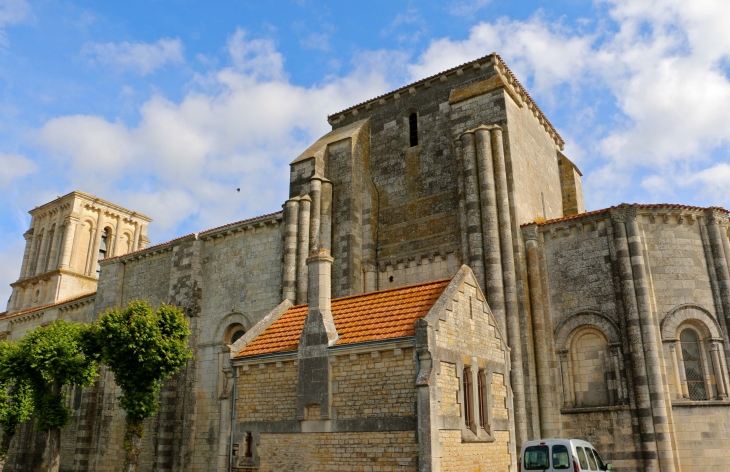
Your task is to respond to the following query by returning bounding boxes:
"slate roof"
[236,278,451,358]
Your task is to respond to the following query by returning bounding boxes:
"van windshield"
[524,445,549,470]
[586,447,598,470]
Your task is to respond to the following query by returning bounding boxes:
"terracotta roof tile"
[0,292,96,322]
[236,279,451,358]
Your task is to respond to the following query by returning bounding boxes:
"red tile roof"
[0,292,96,322]
[521,203,729,227]
[236,279,451,358]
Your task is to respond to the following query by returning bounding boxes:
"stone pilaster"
[296,249,337,420]
[309,176,322,253]
[19,230,34,279]
[296,195,311,304]
[282,198,300,303]
[459,132,486,289]
[523,224,554,436]
[320,180,333,253]
[610,205,672,472]
[475,128,504,334]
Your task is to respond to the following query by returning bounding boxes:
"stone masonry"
[1,52,730,471]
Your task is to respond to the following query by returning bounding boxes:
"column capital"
[521,224,539,241]
[705,208,729,227]
[609,204,638,223]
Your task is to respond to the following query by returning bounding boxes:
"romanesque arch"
[660,304,722,340]
[554,311,625,408]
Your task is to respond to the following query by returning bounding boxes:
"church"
[1,52,729,471]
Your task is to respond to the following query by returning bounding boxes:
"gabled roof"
[236,279,451,358]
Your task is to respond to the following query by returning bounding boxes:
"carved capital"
[706,208,729,227]
[521,224,539,241]
[609,204,637,223]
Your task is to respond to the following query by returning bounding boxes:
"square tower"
[5,191,152,314]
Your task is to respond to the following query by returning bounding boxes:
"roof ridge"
[288,278,452,308]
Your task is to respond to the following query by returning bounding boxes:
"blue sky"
[2,0,730,305]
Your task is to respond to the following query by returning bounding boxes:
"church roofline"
[327,52,565,149]
[521,203,730,228]
[30,190,153,222]
[100,210,283,264]
[0,292,96,322]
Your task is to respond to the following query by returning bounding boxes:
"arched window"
[43,225,55,273]
[230,328,245,344]
[97,228,109,275]
[462,368,472,427]
[408,112,418,147]
[681,329,707,400]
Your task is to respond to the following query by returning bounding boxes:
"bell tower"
[5,191,152,314]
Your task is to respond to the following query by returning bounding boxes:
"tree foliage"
[93,300,192,422]
[9,321,98,431]
[0,341,34,462]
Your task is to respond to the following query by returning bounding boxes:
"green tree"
[0,342,34,467]
[11,321,98,472]
[93,301,192,472]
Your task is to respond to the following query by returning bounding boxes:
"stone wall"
[255,431,418,472]
[236,360,298,422]
[671,405,730,471]
[331,347,417,419]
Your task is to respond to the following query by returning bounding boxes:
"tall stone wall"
[524,205,730,472]
[3,213,285,472]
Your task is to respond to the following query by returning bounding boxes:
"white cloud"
[0,0,30,48]
[412,1,730,210]
[37,31,392,238]
[81,38,184,75]
[449,0,492,17]
[0,152,36,185]
[300,32,330,51]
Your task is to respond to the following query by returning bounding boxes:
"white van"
[519,439,614,472]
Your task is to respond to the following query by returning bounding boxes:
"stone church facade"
[0,52,728,471]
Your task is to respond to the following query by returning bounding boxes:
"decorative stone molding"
[660,304,722,340]
[609,204,637,223]
[706,208,729,227]
[521,224,538,241]
[554,310,621,350]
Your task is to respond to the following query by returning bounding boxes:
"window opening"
[590,449,605,470]
[462,368,472,427]
[586,447,598,471]
[523,445,549,470]
[97,228,109,275]
[477,371,487,430]
[409,113,418,147]
[576,447,589,470]
[681,329,707,400]
[244,432,253,457]
[231,329,245,344]
[552,444,570,469]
